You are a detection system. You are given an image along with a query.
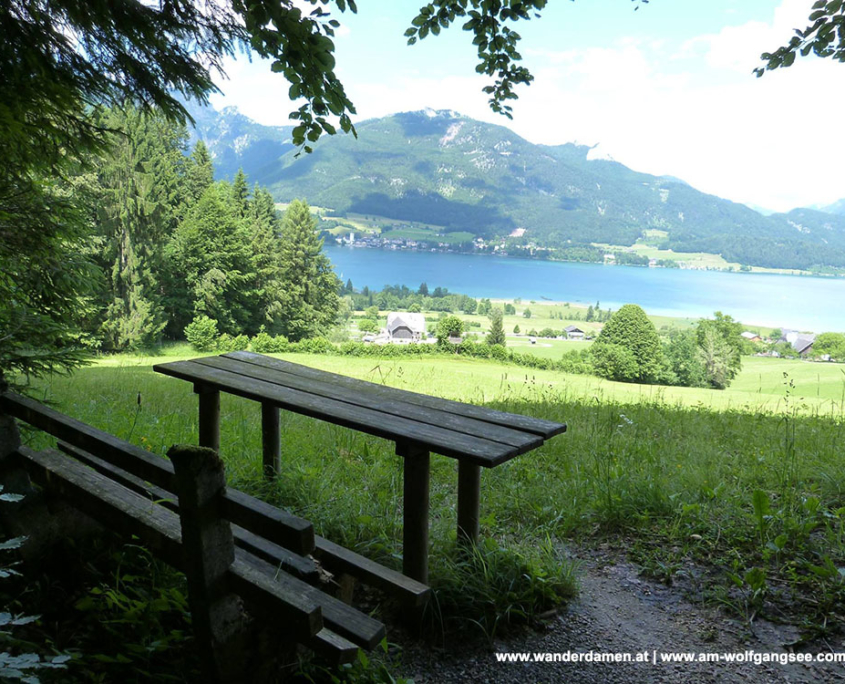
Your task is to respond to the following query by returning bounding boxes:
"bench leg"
[261,403,280,479]
[194,384,220,453]
[457,462,481,546]
[397,443,430,585]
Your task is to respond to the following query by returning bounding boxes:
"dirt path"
[401,548,845,683]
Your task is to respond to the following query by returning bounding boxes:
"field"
[595,239,810,276]
[421,300,772,343]
[16,347,845,669]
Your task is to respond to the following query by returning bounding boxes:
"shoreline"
[327,242,844,280]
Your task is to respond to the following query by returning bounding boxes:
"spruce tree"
[488,308,506,345]
[232,168,250,218]
[277,199,340,341]
[246,185,285,332]
[95,106,177,350]
[184,141,214,206]
[167,183,254,335]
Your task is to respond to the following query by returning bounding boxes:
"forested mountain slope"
[188,104,845,270]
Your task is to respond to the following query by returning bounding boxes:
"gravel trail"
[400,549,845,683]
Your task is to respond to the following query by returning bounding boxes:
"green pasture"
[506,337,592,358]
[24,346,845,638]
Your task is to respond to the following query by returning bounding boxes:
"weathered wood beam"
[261,402,281,479]
[457,461,481,546]
[194,383,220,453]
[397,441,430,584]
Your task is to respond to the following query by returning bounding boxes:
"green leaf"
[752,489,770,518]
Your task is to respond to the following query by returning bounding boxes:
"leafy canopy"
[756,0,845,76]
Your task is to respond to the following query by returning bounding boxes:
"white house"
[386,312,426,342]
[565,325,585,340]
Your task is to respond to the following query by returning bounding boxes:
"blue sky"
[210,1,844,212]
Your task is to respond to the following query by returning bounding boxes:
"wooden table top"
[153,351,566,467]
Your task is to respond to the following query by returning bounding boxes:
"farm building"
[792,334,816,356]
[386,312,426,342]
[564,325,585,340]
[741,331,761,342]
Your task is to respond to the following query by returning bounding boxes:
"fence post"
[168,444,250,684]
[0,373,34,516]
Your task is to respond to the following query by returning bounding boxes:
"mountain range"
[184,102,845,271]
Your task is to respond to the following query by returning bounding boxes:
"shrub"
[250,332,289,353]
[292,337,334,354]
[436,315,465,345]
[184,315,218,352]
[357,318,378,333]
[250,331,274,353]
[217,333,249,352]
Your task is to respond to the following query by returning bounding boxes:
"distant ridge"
[186,103,845,271]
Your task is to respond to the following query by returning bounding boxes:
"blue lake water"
[325,246,845,332]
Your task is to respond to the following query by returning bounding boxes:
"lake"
[325,246,845,332]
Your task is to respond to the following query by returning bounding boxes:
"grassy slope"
[92,346,845,414]
[25,348,845,640]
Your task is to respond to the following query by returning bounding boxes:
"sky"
[208,0,844,213]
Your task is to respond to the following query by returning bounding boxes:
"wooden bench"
[154,351,567,583]
[0,390,430,681]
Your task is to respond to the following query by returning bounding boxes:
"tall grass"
[22,352,845,637]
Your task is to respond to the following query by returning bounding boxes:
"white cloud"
[210,0,845,211]
[495,1,845,212]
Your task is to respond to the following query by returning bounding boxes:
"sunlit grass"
[23,348,845,635]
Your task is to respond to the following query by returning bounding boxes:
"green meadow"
[21,346,845,647]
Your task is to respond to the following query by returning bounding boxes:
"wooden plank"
[398,443,430,584]
[17,447,333,654]
[153,362,525,466]
[2,391,174,490]
[313,536,430,607]
[13,446,184,569]
[308,629,359,665]
[225,351,567,438]
[221,488,314,556]
[232,526,318,582]
[234,549,386,649]
[0,392,314,555]
[196,356,539,451]
[228,555,324,639]
[59,442,318,582]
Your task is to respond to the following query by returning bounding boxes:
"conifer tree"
[277,199,340,341]
[488,309,506,345]
[167,183,254,335]
[232,168,250,218]
[95,106,178,349]
[184,141,214,206]
[246,185,285,332]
